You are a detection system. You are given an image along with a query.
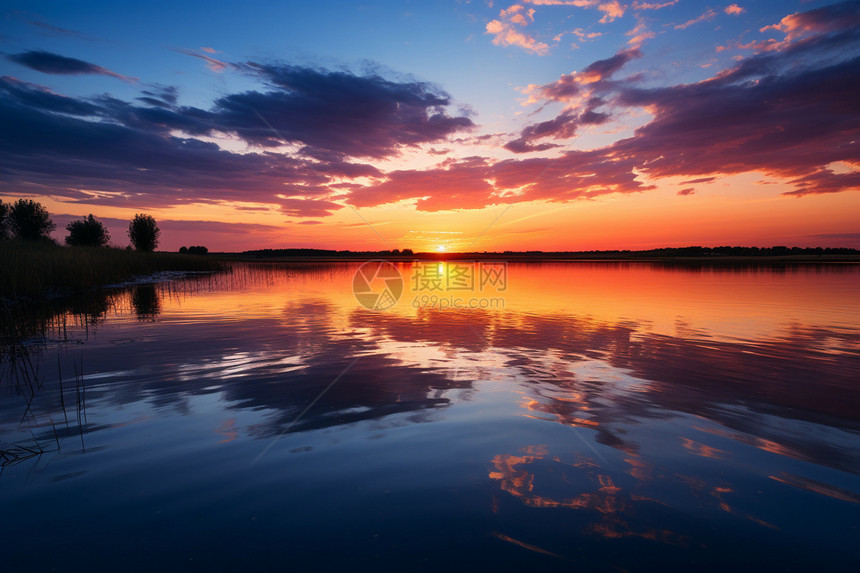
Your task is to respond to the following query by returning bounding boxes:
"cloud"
[349,148,656,211]
[350,157,497,211]
[486,5,550,54]
[504,105,609,152]
[677,188,696,196]
[523,0,626,22]
[597,1,625,23]
[6,50,135,82]
[0,61,473,216]
[631,1,678,9]
[784,169,860,197]
[675,8,717,30]
[507,48,640,151]
[724,4,745,16]
[807,232,860,239]
[173,47,232,73]
[5,2,859,220]
[27,19,81,36]
[581,47,642,80]
[626,18,655,47]
[278,197,344,217]
[760,0,860,41]
[351,2,860,210]
[521,46,641,103]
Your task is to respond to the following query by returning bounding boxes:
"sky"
[1,0,859,252]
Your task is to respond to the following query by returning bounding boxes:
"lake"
[1,262,859,572]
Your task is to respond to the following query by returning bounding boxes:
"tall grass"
[0,240,225,301]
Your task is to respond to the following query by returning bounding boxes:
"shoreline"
[218,253,860,264]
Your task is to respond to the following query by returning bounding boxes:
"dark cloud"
[613,54,860,188]
[784,169,860,196]
[761,0,860,41]
[0,75,100,116]
[504,104,610,153]
[504,49,639,152]
[677,188,695,196]
[6,50,133,81]
[201,63,474,158]
[680,177,716,184]
[582,48,642,80]
[0,60,473,216]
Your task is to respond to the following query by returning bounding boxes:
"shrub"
[66,214,111,247]
[128,214,160,252]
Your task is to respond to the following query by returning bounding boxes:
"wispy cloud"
[675,8,717,30]
[6,50,136,82]
[173,47,232,72]
[631,1,678,9]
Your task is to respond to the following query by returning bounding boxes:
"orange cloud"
[486,5,550,55]
[598,0,625,23]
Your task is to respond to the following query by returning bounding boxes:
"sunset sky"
[1,0,859,252]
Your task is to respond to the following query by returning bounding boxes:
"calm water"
[1,262,859,572]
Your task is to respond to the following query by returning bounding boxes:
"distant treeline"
[242,248,414,257]
[500,246,860,257]
[239,246,857,258]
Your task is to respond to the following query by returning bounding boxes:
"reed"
[0,240,225,301]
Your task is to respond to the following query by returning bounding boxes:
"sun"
[436,245,447,252]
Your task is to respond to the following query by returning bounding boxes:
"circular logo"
[353,260,404,310]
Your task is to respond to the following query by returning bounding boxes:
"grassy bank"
[0,240,225,301]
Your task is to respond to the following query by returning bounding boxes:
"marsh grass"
[0,240,224,301]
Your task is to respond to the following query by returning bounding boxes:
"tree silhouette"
[8,199,55,241]
[66,214,110,247]
[128,214,160,251]
[0,200,9,240]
